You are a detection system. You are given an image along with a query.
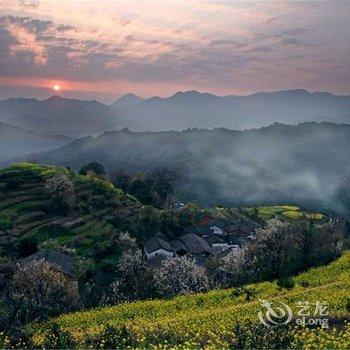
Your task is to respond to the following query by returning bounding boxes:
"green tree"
[79,162,105,176]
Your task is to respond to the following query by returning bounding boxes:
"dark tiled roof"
[227,221,259,234]
[210,220,227,229]
[22,250,76,278]
[205,235,225,245]
[178,233,214,255]
[170,239,188,253]
[183,226,211,235]
[183,226,200,234]
[144,237,173,254]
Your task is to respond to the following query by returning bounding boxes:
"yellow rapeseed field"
[27,251,350,349]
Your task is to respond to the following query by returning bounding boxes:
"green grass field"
[30,251,350,349]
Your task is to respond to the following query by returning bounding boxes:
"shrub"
[90,195,106,209]
[0,215,13,230]
[346,298,350,313]
[277,276,295,290]
[79,162,105,176]
[299,279,310,288]
[231,287,257,301]
[77,200,89,213]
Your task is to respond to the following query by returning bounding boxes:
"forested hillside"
[28,122,350,218]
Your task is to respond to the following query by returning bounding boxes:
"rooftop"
[144,237,174,254]
[22,249,76,278]
[178,233,214,255]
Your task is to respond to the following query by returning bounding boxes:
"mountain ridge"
[22,122,350,218]
[110,93,144,110]
[113,89,350,131]
[2,89,350,135]
[0,121,73,163]
[0,95,128,138]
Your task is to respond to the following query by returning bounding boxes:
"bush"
[77,200,89,213]
[0,215,13,230]
[277,276,295,290]
[299,279,310,288]
[79,162,105,176]
[346,298,350,313]
[231,287,257,301]
[90,195,106,209]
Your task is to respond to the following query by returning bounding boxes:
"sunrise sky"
[0,0,349,102]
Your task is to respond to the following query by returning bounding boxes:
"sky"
[0,0,349,102]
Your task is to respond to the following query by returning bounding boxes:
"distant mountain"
[110,93,144,110]
[2,89,350,136]
[0,95,129,137]
[0,121,72,162]
[115,89,350,131]
[26,122,350,218]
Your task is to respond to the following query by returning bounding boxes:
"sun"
[53,84,61,91]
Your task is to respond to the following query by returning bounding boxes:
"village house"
[198,214,216,227]
[183,226,211,236]
[204,235,228,251]
[209,220,225,235]
[170,233,215,265]
[226,221,259,236]
[144,237,175,260]
[22,249,76,280]
[143,216,260,267]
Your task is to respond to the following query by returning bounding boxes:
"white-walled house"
[210,225,224,235]
[144,237,174,260]
[227,244,241,252]
[205,236,229,252]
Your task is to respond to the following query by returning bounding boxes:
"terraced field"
[0,163,141,264]
[243,205,325,222]
[30,251,350,349]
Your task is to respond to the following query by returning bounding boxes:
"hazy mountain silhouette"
[2,90,350,135]
[116,89,350,131]
[110,93,144,110]
[0,95,129,137]
[25,122,350,218]
[0,121,72,162]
